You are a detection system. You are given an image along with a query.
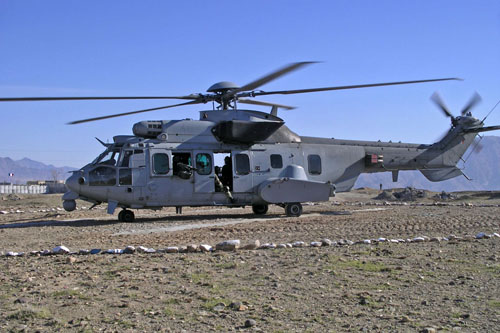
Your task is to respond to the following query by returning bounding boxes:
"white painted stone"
[216,240,240,251]
[136,246,156,253]
[378,238,387,242]
[259,243,277,249]
[292,241,305,248]
[277,244,287,248]
[187,244,199,252]
[321,239,332,246]
[412,237,426,243]
[242,240,260,250]
[200,244,213,252]
[123,246,136,254]
[105,249,124,254]
[363,239,371,244]
[310,242,322,247]
[475,232,487,239]
[166,246,179,253]
[52,245,70,254]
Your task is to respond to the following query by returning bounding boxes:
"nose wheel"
[118,209,135,223]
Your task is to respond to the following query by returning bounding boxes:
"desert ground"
[0,188,499,332]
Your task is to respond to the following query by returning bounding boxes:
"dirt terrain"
[0,188,499,332]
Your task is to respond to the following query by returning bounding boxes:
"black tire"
[285,202,302,217]
[122,210,135,223]
[252,204,269,215]
[118,210,125,222]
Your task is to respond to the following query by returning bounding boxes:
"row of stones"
[335,201,500,207]
[3,232,499,257]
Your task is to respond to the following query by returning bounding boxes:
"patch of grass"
[186,272,209,284]
[215,262,237,269]
[202,297,231,311]
[484,264,500,274]
[164,306,177,317]
[163,297,181,305]
[488,300,500,308]
[116,320,136,329]
[51,289,91,300]
[103,265,131,279]
[7,308,52,320]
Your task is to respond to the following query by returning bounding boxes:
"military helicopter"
[2,62,500,221]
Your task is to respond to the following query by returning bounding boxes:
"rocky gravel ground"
[0,189,499,332]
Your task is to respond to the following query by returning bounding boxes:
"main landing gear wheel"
[285,202,302,217]
[252,204,269,215]
[118,209,135,223]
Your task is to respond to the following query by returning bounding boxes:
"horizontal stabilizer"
[464,125,500,133]
[420,167,463,182]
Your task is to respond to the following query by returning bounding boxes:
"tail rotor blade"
[431,92,454,118]
[461,92,481,116]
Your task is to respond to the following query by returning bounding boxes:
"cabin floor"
[0,188,499,332]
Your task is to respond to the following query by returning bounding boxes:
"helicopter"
[2,62,500,221]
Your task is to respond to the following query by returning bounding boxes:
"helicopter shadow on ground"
[0,218,119,229]
[131,212,283,224]
[0,209,354,230]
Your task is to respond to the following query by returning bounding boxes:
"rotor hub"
[207,81,240,93]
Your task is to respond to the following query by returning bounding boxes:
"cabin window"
[270,154,283,168]
[308,154,322,175]
[119,168,132,185]
[89,166,116,186]
[152,153,169,175]
[196,153,212,175]
[235,154,250,175]
[173,152,192,179]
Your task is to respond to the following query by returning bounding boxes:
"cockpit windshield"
[92,147,120,166]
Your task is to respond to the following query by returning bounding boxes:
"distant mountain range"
[355,136,500,191]
[0,157,76,184]
[1,135,499,191]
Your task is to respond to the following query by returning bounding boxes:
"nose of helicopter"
[65,172,81,193]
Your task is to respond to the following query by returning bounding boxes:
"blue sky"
[1,1,499,167]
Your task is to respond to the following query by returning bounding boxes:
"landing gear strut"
[252,204,269,215]
[285,202,302,217]
[118,209,135,222]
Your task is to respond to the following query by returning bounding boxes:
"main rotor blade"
[68,100,202,125]
[238,98,295,110]
[431,92,454,118]
[460,92,481,116]
[231,62,317,95]
[254,78,462,97]
[0,95,201,102]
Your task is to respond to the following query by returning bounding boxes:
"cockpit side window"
[92,148,119,166]
[120,149,144,167]
[89,166,116,186]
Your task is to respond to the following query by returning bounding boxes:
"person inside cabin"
[214,166,224,192]
[221,156,233,191]
[173,154,192,179]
